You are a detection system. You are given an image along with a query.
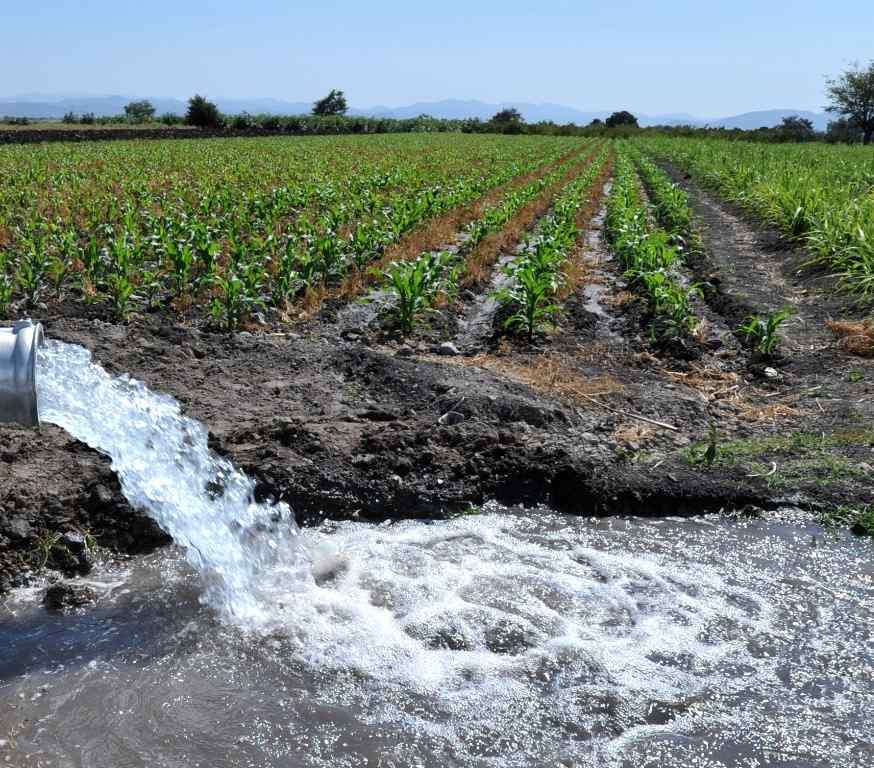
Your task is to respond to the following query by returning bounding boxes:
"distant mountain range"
[0,94,831,131]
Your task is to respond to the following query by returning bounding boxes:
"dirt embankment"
[2,171,872,592]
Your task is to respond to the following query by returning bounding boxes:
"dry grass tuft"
[612,421,658,447]
[431,351,624,405]
[608,290,636,308]
[737,402,805,424]
[826,319,874,358]
[665,364,744,402]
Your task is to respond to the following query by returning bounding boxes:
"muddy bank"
[0,424,169,592]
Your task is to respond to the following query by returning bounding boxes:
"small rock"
[6,517,33,541]
[437,342,460,356]
[43,583,97,611]
[438,411,465,426]
[706,337,723,351]
[352,453,377,468]
[89,483,114,507]
[763,366,781,380]
[61,531,86,554]
[252,312,268,326]
[359,408,398,422]
[396,345,415,358]
[394,457,413,476]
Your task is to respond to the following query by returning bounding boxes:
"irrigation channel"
[0,340,871,767]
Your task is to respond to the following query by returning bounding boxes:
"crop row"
[495,144,611,339]
[0,134,583,324]
[383,143,599,332]
[635,136,874,297]
[605,144,701,340]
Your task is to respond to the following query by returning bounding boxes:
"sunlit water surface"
[0,342,871,767]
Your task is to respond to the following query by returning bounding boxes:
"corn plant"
[738,308,793,358]
[495,263,561,341]
[139,268,163,310]
[108,274,135,318]
[211,272,248,331]
[494,145,610,340]
[385,251,450,333]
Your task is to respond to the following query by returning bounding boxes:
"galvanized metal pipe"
[0,320,44,426]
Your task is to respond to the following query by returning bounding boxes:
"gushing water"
[37,340,307,624]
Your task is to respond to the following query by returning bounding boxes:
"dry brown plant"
[826,319,874,358]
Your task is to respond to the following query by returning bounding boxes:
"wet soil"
[2,177,873,591]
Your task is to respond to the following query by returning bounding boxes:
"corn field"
[0,134,581,324]
[636,137,874,297]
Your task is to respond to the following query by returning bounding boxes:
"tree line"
[8,61,874,144]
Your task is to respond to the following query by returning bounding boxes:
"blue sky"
[2,0,871,115]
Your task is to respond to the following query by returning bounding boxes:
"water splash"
[37,339,307,624]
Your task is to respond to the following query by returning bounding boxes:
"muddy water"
[2,510,872,767]
[1,342,872,767]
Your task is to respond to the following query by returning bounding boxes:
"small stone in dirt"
[352,453,378,468]
[43,582,97,610]
[705,337,724,351]
[359,408,398,422]
[763,367,781,380]
[396,345,415,358]
[252,312,268,326]
[436,342,460,356]
[61,531,86,554]
[438,411,465,426]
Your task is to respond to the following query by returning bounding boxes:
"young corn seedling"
[108,273,135,319]
[0,269,12,316]
[495,262,562,341]
[738,308,793,358]
[385,251,448,334]
[211,271,247,331]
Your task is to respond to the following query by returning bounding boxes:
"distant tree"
[62,111,78,124]
[588,118,604,126]
[159,112,182,126]
[606,111,638,128]
[124,99,155,123]
[229,112,256,130]
[80,112,96,125]
[825,116,863,144]
[186,94,222,128]
[776,115,815,142]
[826,60,874,145]
[312,89,348,116]
[489,107,525,134]
[491,108,524,124]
